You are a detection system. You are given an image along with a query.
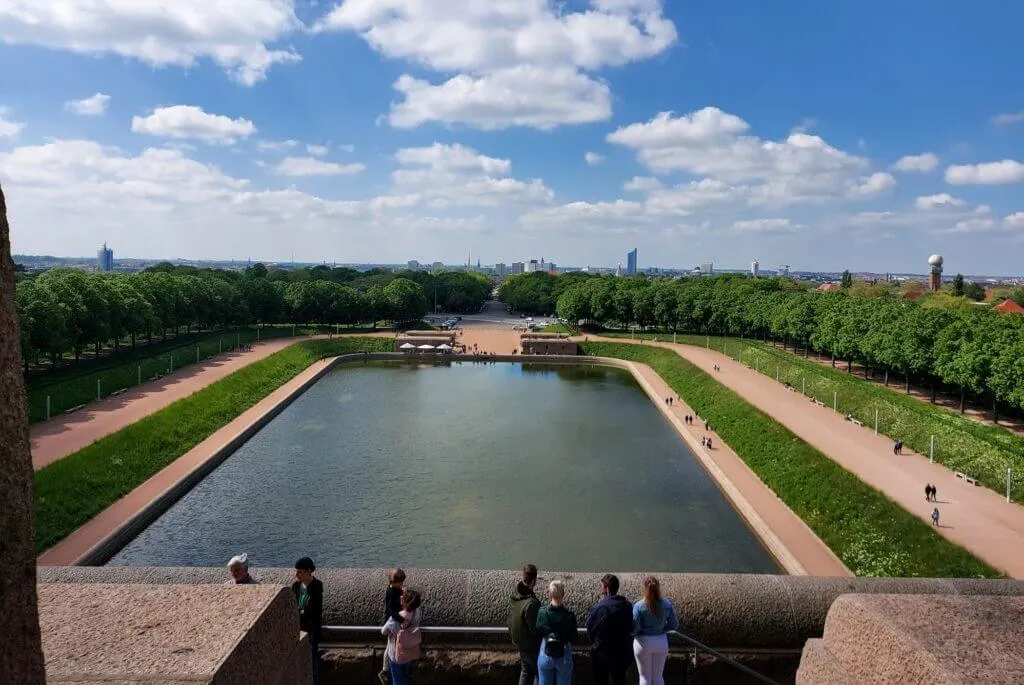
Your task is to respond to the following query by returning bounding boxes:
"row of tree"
[14,263,480,370]
[510,272,1024,418]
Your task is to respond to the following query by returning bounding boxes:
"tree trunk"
[960,389,966,413]
[905,375,910,393]
[831,352,836,367]
[931,382,937,403]
[847,359,852,373]
[95,340,100,359]
[131,332,136,348]
[884,369,889,386]
[993,398,999,425]
[0,183,47,683]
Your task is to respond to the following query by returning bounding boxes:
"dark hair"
[402,588,422,611]
[522,564,538,585]
[389,568,407,584]
[601,573,619,595]
[295,557,315,572]
[643,576,661,617]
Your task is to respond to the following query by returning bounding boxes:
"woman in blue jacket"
[632,576,679,685]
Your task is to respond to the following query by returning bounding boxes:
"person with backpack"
[381,588,423,685]
[632,576,679,685]
[536,580,577,685]
[508,564,542,685]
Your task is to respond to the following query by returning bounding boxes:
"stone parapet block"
[798,593,1024,684]
[39,583,309,684]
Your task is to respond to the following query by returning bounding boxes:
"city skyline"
[1,2,1023,273]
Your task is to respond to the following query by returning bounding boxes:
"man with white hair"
[225,553,258,585]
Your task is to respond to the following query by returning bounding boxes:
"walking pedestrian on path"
[932,508,940,526]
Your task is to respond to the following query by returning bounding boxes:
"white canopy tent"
[437,343,453,350]
[416,344,436,350]
[399,343,416,350]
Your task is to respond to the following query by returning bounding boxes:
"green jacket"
[537,603,577,646]
[508,583,541,651]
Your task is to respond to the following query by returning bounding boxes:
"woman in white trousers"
[631,576,680,685]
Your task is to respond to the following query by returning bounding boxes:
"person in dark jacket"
[380,568,407,684]
[536,580,577,685]
[587,574,633,685]
[508,563,542,685]
[292,557,324,685]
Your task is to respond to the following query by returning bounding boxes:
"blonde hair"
[548,580,565,601]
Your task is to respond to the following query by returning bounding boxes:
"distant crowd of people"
[225,556,681,685]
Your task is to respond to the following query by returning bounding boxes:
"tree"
[840,270,853,289]
[963,281,985,302]
[952,273,965,297]
[383,278,428,323]
[0,183,47,683]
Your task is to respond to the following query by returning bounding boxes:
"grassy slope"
[34,336,394,553]
[583,341,1001,578]
[604,332,1024,504]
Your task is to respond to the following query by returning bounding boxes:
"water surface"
[110,362,779,573]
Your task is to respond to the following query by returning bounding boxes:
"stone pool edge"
[38,353,843,575]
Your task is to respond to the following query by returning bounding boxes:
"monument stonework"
[0,184,47,682]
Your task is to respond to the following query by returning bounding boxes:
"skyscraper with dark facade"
[97,243,114,272]
[626,248,637,276]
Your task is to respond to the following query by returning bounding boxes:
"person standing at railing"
[536,580,577,685]
[292,557,323,685]
[587,574,633,685]
[381,588,423,685]
[508,564,542,685]
[632,576,679,685]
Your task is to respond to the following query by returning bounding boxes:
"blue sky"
[1,0,1023,274]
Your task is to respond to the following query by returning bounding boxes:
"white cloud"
[132,105,257,145]
[585,151,605,166]
[993,112,1024,126]
[1005,212,1024,229]
[623,176,662,192]
[645,178,746,215]
[892,153,939,173]
[390,142,552,208]
[317,0,676,129]
[64,93,111,116]
[0,107,25,138]
[849,172,896,197]
[915,193,965,210]
[306,144,329,157]
[273,156,365,176]
[945,160,1024,185]
[258,139,299,152]
[951,218,996,233]
[0,1,301,85]
[394,143,510,174]
[732,218,799,233]
[520,199,648,233]
[388,66,611,130]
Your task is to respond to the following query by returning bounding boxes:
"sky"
[1,1,1023,275]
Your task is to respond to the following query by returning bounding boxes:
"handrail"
[321,625,780,685]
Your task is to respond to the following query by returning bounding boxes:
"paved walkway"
[31,334,389,470]
[37,357,338,565]
[588,336,1024,578]
[613,358,850,576]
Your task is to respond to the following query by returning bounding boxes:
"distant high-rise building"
[495,263,507,276]
[511,261,525,275]
[477,257,481,270]
[928,254,944,293]
[626,248,637,276]
[700,261,714,275]
[548,262,556,272]
[526,259,540,273]
[615,263,623,277]
[750,260,759,277]
[432,261,444,270]
[97,242,114,272]
[407,259,421,271]
[779,264,790,277]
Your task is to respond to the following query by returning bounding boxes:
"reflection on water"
[109,362,780,573]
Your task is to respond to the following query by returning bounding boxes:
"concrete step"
[795,639,855,685]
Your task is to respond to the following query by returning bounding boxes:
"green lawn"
[34,336,394,554]
[582,341,1002,578]
[602,332,1024,505]
[25,326,316,424]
